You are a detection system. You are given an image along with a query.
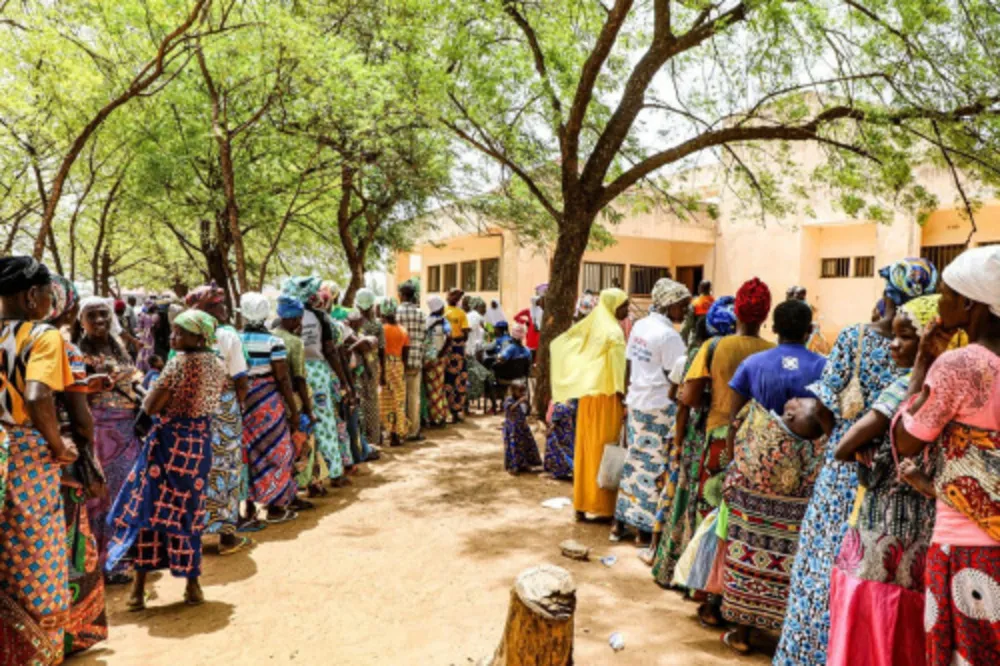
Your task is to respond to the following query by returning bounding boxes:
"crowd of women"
[539,250,999,666]
[2,245,998,666]
[0,257,537,665]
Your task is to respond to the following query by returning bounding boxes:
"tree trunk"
[485,565,576,666]
[533,209,592,416]
[342,258,365,307]
[218,135,249,294]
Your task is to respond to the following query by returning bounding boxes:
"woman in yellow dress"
[550,288,629,521]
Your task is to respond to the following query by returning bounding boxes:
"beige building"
[390,149,1000,344]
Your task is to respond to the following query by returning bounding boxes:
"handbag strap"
[852,324,865,375]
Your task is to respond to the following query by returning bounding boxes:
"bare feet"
[127,572,147,611]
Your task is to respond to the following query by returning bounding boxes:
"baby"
[780,397,826,441]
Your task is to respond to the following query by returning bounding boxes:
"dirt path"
[74,416,771,665]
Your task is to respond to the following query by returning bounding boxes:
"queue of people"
[540,252,998,666]
[1,248,998,666]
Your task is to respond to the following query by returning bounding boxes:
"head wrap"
[899,295,941,336]
[651,278,692,310]
[47,274,79,323]
[331,307,350,321]
[468,296,485,310]
[276,295,304,319]
[879,258,939,306]
[941,245,1000,317]
[240,292,271,325]
[174,309,217,345]
[314,281,340,311]
[281,276,323,305]
[346,309,364,325]
[381,297,399,316]
[185,282,225,311]
[487,300,508,325]
[549,288,628,403]
[355,288,376,311]
[114,299,126,315]
[734,278,772,325]
[79,296,123,336]
[575,293,598,318]
[535,283,549,296]
[706,295,737,336]
[427,295,445,313]
[530,295,543,328]
[0,256,51,296]
[511,322,527,340]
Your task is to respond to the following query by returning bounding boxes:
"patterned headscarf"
[174,309,217,345]
[240,292,271,325]
[879,258,938,306]
[282,276,323,305]
[899,294,940,336]
[47,274,80,323]
[276,295,304,319]
[185,282,225,310]
[575,293,598,318]
[355,288,376,310]
[651,278,691,309]
[705,295,737,336]
[467,296,485,310]
[381,297,399,316]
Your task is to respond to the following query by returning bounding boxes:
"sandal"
[126,593,147,612]
[722,630,751,655]
[697,603,723,628]
[289,498,315,512]
[218,536,254,556]
[265,509,299,524]
[236,518,268,533]
[637,548,656,566]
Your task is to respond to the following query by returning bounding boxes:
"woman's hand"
[918,320,955,363]
[50,440,79,465]
[86,480,109,501]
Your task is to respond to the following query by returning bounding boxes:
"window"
[427,265,441,293]
[461,261,477,292]
[480,258,500,291]
[853,256,874,278]
[443,263,458,291]
[629,265,672,296]
[921,244,965,272]
[820,257,850,278]
[582,262,625,292]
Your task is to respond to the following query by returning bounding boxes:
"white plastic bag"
[597,428,627,490]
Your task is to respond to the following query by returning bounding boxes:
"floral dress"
[774,325,901,666]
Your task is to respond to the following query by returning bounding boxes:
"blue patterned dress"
[544,401,576,479]
[774,325,901,666]
[615,404,678,533]
[503,398,542,472]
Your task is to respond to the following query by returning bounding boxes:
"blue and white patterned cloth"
[614,404,677,533]
[774,325,902,666]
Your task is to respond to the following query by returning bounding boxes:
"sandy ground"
[72,416,772,666]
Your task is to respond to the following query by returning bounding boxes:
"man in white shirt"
[612,278,692,542]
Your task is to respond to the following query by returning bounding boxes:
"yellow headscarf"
[550,288,628,403]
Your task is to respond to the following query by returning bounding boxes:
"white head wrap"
[355,288,376,310]
[530,296,543,328]
[486,300,507,326]
[79,296,123,336]
[240,292,272,324]
[651,278,692,309]
[942,246,1000,316]
[427,295,445,313]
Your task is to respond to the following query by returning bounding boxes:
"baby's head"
[509,379,527,400]
[782,397,825,440]
[149,355,165,371]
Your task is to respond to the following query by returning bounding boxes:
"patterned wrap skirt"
[443,343,468,415]
[243,376,296,508]
[0,427,69,662]
[544,401,576,480]
[503,399,542,472]
[86,405,142,576]
[305,360,350,480]
[380,356,407,438]
[358,366,381,445]
[61,478,107,656]
[105,415,213,579]
[424,357,448,424]
[925,543,1000,666]
[614,404,676,534]
[204,387,243,535]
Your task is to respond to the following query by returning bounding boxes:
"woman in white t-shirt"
[611,279,691,543]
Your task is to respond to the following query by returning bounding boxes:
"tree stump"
[485,565,577,666]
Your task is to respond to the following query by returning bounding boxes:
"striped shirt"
[239,329,288,377]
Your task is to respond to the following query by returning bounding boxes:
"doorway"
[675,265,704,295]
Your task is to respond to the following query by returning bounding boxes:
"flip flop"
[289,498,315,512]
[722,630,752,655]
[236,519,268,533]
[265,509,299,524]
[218,536,254,556]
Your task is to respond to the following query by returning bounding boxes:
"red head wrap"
[185,282,225,310]
[734,277,771,325]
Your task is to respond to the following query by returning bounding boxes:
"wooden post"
[485,565,577,666]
